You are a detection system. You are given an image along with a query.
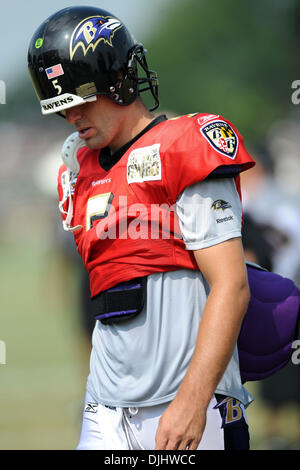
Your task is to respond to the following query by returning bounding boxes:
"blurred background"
[1,0,300,450]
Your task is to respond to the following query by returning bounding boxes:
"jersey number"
[52,79,62,95]
[86,192,114,231]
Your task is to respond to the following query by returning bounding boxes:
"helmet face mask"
[28,6,159,116]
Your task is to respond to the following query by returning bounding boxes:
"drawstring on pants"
[122,407,145,450]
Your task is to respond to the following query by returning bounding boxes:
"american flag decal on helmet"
[45,64,64,79]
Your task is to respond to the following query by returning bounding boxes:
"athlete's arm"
[155,236,249,450]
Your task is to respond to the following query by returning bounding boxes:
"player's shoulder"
[164,112,240,134]
[158,112,255,196]
[155,112,243,159]
[157,112,241,142]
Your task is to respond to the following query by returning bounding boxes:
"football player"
[28,6,256,450]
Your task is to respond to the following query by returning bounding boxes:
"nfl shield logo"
[200,120,238,159]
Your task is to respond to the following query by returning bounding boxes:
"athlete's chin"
[84,136,103,150]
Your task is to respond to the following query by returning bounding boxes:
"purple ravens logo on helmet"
[70,16,122,60]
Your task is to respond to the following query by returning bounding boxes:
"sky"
[0,0,172,87]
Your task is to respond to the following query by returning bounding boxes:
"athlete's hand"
[154,393,207,450]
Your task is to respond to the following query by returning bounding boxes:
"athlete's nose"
[65,105,83,124]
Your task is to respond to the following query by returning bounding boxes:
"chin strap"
[59,132,85,232]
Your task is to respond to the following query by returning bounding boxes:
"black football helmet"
[28,6,159,116]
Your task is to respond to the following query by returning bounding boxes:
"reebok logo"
[216,216,234,224]
[84,402,98,413]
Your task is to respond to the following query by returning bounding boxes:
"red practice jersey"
[58,113,255,297]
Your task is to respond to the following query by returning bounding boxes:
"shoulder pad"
[61,132,85,174]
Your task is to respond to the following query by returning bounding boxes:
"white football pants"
[76,391,228,450]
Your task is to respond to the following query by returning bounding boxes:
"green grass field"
[0,240,90,449]
[0,239,298,449]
